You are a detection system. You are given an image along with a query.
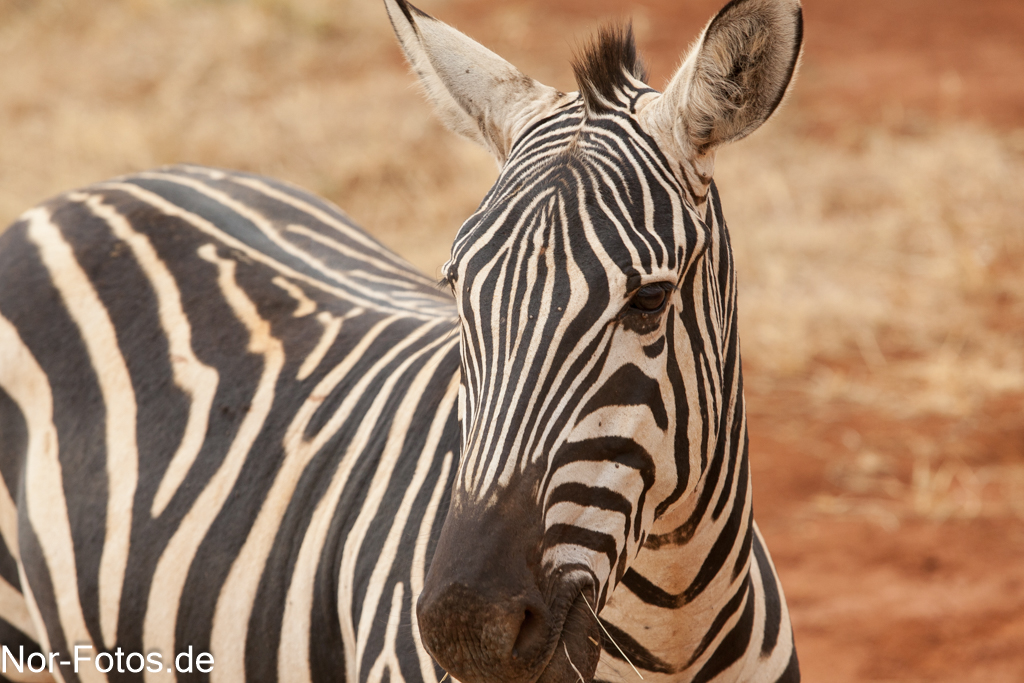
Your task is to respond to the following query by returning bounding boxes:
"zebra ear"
[641,0,803,159]
[384,0,563,164]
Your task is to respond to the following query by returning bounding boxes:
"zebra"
[0,0,802,681]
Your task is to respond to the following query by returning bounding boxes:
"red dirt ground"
[438,1,1024,680]
[748,385,1024,682]
[748,3,1024,678]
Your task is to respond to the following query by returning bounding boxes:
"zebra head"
[385,1,802,681]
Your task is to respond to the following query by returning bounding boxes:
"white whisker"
[564,642,586,683]
[582,594,643,680]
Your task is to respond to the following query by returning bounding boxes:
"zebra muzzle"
[417,470,603,682]
[417,580,600,683]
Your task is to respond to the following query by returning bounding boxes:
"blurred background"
[1,0,1022,679]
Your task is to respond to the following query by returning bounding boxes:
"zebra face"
[443,96,706,591]
[385,0,802,681]
[428,103,707,680]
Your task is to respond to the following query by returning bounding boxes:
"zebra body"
[0,166,461,683]
[0,0,802,681]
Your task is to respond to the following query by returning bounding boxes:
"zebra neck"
[598,502,759,680]
[595,398,758,678]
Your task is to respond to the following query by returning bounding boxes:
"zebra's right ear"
[384,0,563,165]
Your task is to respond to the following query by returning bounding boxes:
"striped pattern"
[0,166,460,683]
[385,0,804,678]
[0,0,803,680]
[435,88,799,682]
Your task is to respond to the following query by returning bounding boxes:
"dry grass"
[0,0,496,278]
[2,0,1023,423]
[720,122,1024,415]
[811,453,1024,528]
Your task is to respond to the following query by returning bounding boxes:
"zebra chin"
[417,580,601,683]
[538,591,604,683]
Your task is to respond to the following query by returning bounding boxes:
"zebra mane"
[571,23,648,114]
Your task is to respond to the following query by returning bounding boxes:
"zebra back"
[0,165,460,683]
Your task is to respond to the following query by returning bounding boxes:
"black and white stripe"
[0,166,461,683]
[428,98,799,683]
[0,0,803,681]
[392,0,802,681]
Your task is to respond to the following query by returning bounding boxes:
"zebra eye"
[629,284,670,313]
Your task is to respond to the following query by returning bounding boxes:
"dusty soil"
[744,2,1024,677]
[438,1,1024,680]
[748,385,1024,682]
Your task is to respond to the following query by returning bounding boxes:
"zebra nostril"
[512,607,548,661]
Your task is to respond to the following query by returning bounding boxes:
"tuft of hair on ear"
[571,23,648,114]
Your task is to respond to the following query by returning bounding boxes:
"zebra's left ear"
[384,0,563,165]
[641,0,803,159]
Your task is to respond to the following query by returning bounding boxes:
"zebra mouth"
[536,589,602,683]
